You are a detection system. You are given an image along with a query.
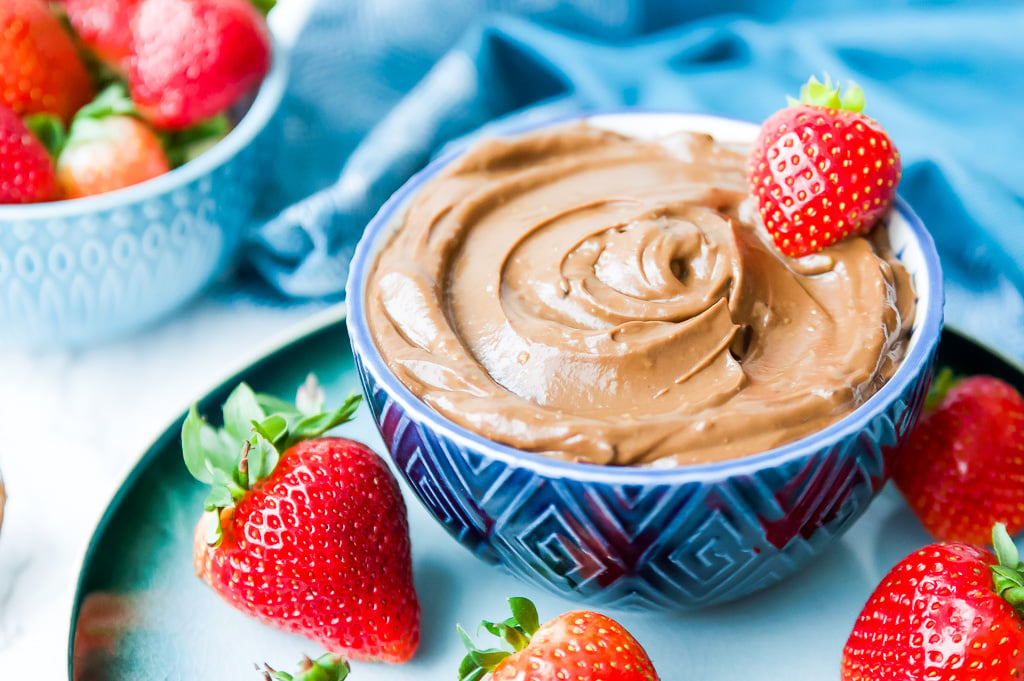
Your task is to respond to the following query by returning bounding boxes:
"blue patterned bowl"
[0,42,288,350]
[346,112,944,610]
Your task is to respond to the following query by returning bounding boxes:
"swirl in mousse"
[365,122,916,466]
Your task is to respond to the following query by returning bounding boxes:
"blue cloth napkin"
[245,0,1024,360]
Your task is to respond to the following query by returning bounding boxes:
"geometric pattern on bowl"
[347,112,945,611]
[355,339,935,610]
[0,160,255,348]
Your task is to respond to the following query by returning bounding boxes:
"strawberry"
[56,85,169,199]
[841,524,1024,680]
[63,0,142,72]
[183,376,420,663]
[128,0,271,130]
[748,75,902,257]
[0,104,59,203]
[261,653,350,681]
[891,369,1024,544]
[0,0,93,123]
[458,597,660,681]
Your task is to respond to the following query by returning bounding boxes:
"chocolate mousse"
[364,122,916,466]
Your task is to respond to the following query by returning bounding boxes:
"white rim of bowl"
[346,110,945,485]
[0,37,290,221]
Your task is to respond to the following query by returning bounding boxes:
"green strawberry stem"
[160,114,230,168]
[66,81,230,169]
[23,114,66,158]
[75,83,138,121]
[991,523,1024,618]
[181,374,362,545]
[261,653,349,681]
[458,597,541,681]
[249,0,277,14]
[924,366,959,411]
[787,74,865,113]
[57,84,141,152]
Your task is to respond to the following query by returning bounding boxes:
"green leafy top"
[24,83,229,168]
[57,83,139,150]
[923,366,959,412]
[182,374,361,543]
[261,653,349,681]
[788,74,865,113]
[458,597,542,681]
[250,0,278,14]
[991,523,1024,619]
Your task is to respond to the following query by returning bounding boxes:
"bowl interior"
[347,111,943,483]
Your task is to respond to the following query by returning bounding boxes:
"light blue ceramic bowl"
[347,112,944,610]
[0,42,288,350]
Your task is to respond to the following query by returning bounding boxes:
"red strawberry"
[56,85,169,199]
[128,0,271,130]
[891,369,1024,545]
[0,105,59,203]
[748,75,902,257]
[0,0,93,123]
[459,597,660,681]
[841,524,1024,680]
[261,653,350,681]
[63,0,142,72]
[183,377,420,663]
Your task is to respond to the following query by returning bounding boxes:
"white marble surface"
[0,287,332,678]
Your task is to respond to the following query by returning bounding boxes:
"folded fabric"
[246,0,1024,360]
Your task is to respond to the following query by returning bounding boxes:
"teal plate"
[68,312,1024,681]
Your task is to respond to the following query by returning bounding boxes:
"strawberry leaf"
[75,83,137,120]
[458,668,487,681]
[466,648,511,668]
[507,597,540,636]
[253,414,289,448]
[924,367,959,411]
[183,405,239,483]
[257,393,304,417]
[160,114,230,168]
[23,114,66,157]
[249,0,277,15]
[796,74,866,113]
[456,598,545,678]
[991,523,1024,617]
[262,653,350,681]
[181,405,207,481]
[249,415,287,486]
[287,394,362,447]
[839,83,866,113]
[204,484,235,511]
[1003,586,1024,606]
[184,380,363,515]
[457,624,512,679]
[993,522,1021,568]
[223,382,266,442]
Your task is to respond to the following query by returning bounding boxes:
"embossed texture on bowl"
[346,112,944,610]
[0,43,288,350]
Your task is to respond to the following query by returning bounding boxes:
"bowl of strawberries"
[0,0,288,349]
[346,83,944,609]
